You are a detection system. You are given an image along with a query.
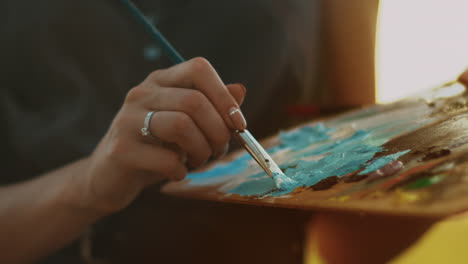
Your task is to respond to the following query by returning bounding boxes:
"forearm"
[0,158,103,264]
[0,58,247,263]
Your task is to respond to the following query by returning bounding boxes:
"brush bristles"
[272,172,298,191]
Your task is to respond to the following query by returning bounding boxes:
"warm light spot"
[391,213,468,264]
[376,0,468,103]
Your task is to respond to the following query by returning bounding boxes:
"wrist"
[59,158,110,220]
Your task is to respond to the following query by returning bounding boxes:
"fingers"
[146,57,247,130]
[227,83,247,105]
[148,111,212,168]
[113,138,188,181]
[144,87,230,158]
[87,61,248,213]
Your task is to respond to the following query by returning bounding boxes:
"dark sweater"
[0,0,319,262]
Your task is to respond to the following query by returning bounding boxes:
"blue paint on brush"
[272,171,299,191]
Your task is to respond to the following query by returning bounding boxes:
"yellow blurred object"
[305,214,468,264]
[391,213,468,264]
[394,189,427,204]
[304,219,326,264]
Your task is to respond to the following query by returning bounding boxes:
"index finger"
[146,57,247,130]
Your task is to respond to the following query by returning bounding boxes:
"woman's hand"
[74,57,247,214]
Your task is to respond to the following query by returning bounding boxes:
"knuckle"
[190,57,212,73]
[125,86,148,104]
[181,90,206,112]
[171,113,192,132]
[148,69,164,81]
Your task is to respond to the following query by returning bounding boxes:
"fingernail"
[228,107,247,130]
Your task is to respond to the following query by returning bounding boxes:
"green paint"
[404,175,444,190]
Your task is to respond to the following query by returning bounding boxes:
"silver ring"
[141,111,155,137]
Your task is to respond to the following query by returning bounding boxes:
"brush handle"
[121,0,185,64]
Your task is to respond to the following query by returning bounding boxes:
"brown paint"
[343,171,368,183]
[311,176,339,191]
[421,149,452,161]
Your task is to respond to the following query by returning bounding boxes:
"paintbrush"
[121,0,298,190]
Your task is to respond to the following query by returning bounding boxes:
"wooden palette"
[163,83,468,219]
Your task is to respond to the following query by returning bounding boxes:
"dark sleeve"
[0,1,154,262]
[0,0,156,183]
[0,0,16,182]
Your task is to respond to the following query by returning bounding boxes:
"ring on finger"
[141,111,156,138]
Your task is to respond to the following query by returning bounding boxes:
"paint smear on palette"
[359,150,411,175]
[186,153,251,186]
[186,125,332,186]
[278,123,332,151]
[187,123,412,197]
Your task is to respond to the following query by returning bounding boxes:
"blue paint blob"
[231,171,300,197]
[186,153,251,185]
[286,144,382,187]
[300,130,371,157]
[359,150,410,175]
[188,121,413,197]
[266,145,284,155]
[228,125,410,197]
[279,124,333,151]
[247,171,267,179]
[227,177,277,196]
